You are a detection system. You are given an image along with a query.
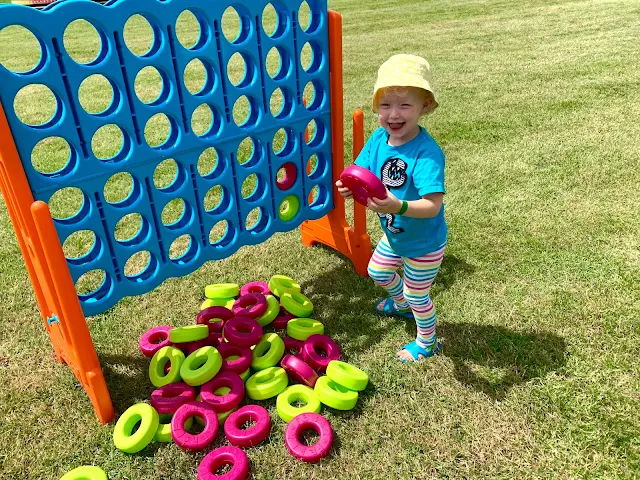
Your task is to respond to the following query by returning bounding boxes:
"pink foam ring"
[280,354,319,388]
[198,446,249,480]
[150,383,196,414]
[339,164,387,206]
[272,312,295,330]
[186,339,208,356]
[205,331,223,348]
[139,325,172,358]
[240,281,270,297]
[216,342,252,374]
[200,371,245,412]
[223,317,263,348]
[285,412,333,463]
[197,307,233,334]
[232,294,268,319]
[276,162,297,191]
[301,335,341,372]
[171,401,219,451]
[224,404,271,448]
[283,337,304,357]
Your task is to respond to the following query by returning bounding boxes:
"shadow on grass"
[300,244,474,357]
[99,353,155,415]
[433,322,567,400]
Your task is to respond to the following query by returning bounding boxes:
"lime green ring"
[326,360,369,391]
[278,195,300,222]
[240,368,250,382]
[149,346,185,387]
[256,294,280,326]
[169,324,209,343]
[276,384,321,422]
[205,283,239,299]
[246,366,289,400]
[113,403,159,453]
[268,274,301,297]
[280,291,314,317]
[201,297,235,310]
[286,318,324,341]
[180,346,222,386]
[252,333,285,370]
[154,413,193,443]
[314,375,358,410]
[60,466,108,480]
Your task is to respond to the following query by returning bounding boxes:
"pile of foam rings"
[60,275,368,480]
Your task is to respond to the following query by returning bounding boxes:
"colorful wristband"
[397,200,408,215]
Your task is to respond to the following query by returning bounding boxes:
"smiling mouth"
[388,122,404,131]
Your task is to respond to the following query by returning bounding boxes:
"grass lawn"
[0,0,638,478]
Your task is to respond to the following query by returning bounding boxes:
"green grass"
[1,0,639,478]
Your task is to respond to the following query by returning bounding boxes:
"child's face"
[377,87,431,145]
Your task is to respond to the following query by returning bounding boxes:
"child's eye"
[380,103,390,108]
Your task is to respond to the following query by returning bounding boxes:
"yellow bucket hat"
[372,54,438,112]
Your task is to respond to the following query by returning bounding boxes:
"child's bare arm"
[368,191,443,218]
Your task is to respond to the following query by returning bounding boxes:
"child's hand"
[335,179,353,199]
[367,188,402,214]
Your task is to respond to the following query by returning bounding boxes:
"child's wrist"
[397,200,409,215]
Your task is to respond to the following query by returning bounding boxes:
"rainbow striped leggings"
[368,236,446,349]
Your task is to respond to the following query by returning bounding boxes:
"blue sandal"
[396,340,442,363]
[375,297,414,319]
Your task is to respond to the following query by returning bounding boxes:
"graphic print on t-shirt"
[378,157,407,234]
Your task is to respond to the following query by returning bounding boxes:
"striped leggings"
[368,236,446,349]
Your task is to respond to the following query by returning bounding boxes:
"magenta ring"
[185,339,208,356]
[272,312,295,330]
[223,317,263,348]
[224,404,271,448]
[232,294,268,319]
[197,446,249,480]
[171,401,219,451]
[150,383,196,414]
[301,334,341,372]
[283,337,304,357]
[205,331,223,348]
[280,354,319,388]
[339,164,387,206]
[284,412,333,463]
[276,162,297,191]
[200,371,245,412]
[216,342,252,374]
[197,306,233,333]
[139,325,172,358]
[240,281,270,297]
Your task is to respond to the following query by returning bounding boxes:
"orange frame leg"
[0,104,114,424]
[301,10,373,276]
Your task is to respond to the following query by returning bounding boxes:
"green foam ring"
[246,366,289,400]
[276,384,321,422]
[240,368,250,382]
[149,346,185,387]
[252,333,285,371]
[326,360,369,391]
[60,466,108,480]
[280,291,314,318]
[278,194,300,222]
[201,297,235,310]
[286,318,324,341]
[180,346,222,386]
[255,294,280,326]
[205,283,240,299]
[169,324,209,343]
[113,403,159,453]
[154,413,193,443]
[268,274,301,297]
[314,375,358,410]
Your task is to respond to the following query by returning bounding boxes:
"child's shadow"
[424,321,567,400]
[98,353,155,415]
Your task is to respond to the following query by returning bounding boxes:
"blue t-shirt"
[355,126,447,257]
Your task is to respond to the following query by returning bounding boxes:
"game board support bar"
[300,10,373,276]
